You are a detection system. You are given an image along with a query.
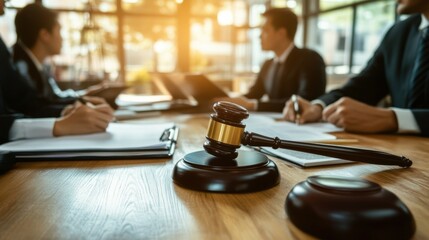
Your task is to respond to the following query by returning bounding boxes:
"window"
[306,0,397,76]
[2,0,398,91]
[352,1,395,73]
[54,12,119,82]
[307,8,353,74]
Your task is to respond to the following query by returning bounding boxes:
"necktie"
[269,61,282,98]
[408,27,429,107]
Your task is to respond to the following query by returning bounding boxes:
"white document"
[116,94,172,106]
[260,148,352,167]
[244,114,351,167]
[0,122,178,159]
[244,114,338,141]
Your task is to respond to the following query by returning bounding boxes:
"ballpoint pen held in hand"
[74,93,95,108]
[291,94,301,124]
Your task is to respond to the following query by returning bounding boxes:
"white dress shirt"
[274,43,295,64]
[9,118,55,141]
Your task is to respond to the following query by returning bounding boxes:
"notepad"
[244,114,352,167]
[0,122,178,160]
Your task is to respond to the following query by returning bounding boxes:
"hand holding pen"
[291,94,301,124]
[61,95,102,116]
[54,95,115,136]
[282,95,323,124]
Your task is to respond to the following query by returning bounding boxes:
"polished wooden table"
[0,113,428,239]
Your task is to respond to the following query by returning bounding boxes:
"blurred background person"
[216,8,326,112]
[13,3,113,110]
[0,0,114,144]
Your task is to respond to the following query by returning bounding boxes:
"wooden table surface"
[0,113,428,240]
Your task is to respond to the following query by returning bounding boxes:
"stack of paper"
[0,122,178,160]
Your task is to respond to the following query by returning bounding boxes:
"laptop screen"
[155,73,191,101]
[179,74,229,102]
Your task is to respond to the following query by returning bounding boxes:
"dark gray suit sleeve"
[296,50,326,101]
[412,110,429,136]
[318,45,390,106]
[1,39,62,118]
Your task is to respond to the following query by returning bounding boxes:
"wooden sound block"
[172,150,280,193]
[286,175,416,239]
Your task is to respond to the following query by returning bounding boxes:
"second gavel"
[203,101,412,168]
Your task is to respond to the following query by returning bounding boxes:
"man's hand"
[283,96,323,124]
[53,100,114,136]
[212,97,257,111]
[323,97,398,133]
[61,96,109,117]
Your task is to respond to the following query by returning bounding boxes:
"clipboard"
[0,123,179,160]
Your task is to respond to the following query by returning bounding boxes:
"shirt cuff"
[9,118,56,141]
[252,99,259,111]
[311,99,326,109]
[390,108,421,134]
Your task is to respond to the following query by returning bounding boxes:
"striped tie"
[408,27,429,107]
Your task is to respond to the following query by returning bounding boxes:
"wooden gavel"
[203,101,412,168]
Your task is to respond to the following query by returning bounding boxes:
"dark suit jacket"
[245,47,326,112]
[12,43,75,105]
[0,37,61,143]
[318,14,429,136]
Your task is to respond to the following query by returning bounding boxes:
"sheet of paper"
[261,148,352,167]
[0,122,175,152]
[116,94,172,106]
[244,115,337,141]
[15,150,171,159]
[244,114,350,167]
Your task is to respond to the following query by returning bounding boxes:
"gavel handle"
[241,132,412,168]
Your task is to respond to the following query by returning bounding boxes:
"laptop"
[119,73,197,113]
[179,74,229,102]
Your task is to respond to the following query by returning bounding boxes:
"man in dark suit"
[217,8,326,112]
[12,4,108,108]
[283,0,429,136]
[0,0,114,144]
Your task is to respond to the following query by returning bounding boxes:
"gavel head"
[204,101,249,159]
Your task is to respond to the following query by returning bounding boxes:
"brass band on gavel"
[206,118,244,146]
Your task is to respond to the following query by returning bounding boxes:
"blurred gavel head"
[204,101,249,159]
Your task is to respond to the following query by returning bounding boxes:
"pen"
[74,93,94,108]
[291,94,301,124]
[74,93,117,122]
[77,97,87,105]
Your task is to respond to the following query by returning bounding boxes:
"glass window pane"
[190,17,232,76]
[44,0,116,12]
[307,9,353,74]
[352,1,395,73]
[271,0,303,16]
[54,13,119,82]
[123,0,177,14]
[230,1,266,94]
[6,0,33,8]
[123,17,176,85]
[191,0,222,15]
[0,9,17,46]
[319,0,365,11]
[309,0,371,13]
